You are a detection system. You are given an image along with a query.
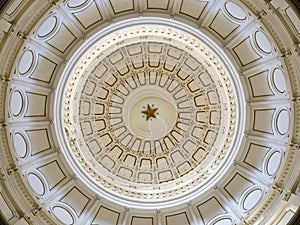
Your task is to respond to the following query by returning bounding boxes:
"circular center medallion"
[124,86,178,141]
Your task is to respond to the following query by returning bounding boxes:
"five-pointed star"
[141,104,158,121]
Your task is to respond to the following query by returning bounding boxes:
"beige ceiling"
[0,0,300,225]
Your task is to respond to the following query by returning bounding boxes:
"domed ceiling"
[0,0,299,224]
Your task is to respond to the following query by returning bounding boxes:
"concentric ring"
[55,18,245,208]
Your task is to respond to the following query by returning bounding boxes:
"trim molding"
[0,0,9,14]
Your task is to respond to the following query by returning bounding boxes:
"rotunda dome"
[0,0,299,225]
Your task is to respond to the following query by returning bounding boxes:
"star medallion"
[141,104,158,121]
